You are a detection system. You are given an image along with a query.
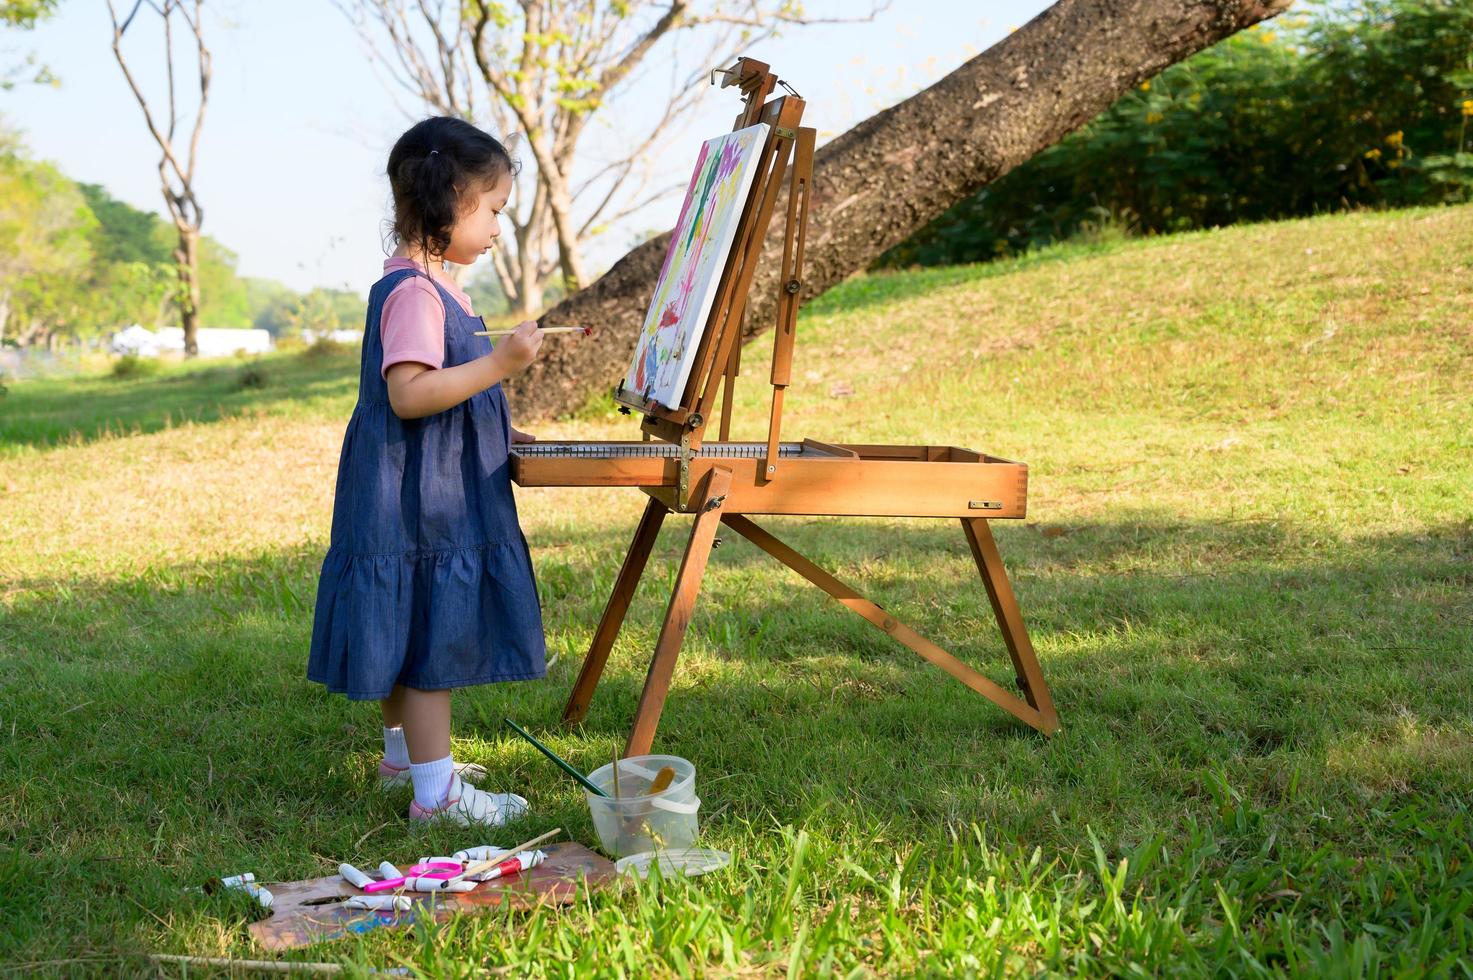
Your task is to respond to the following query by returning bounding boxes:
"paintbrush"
[503,717,610,798]
[473,325,593,338]
[434,827,562,890]
[620,765,677,845]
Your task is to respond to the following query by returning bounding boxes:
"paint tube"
[404,876,475,892]
[339,863,374,889]
[377,861,400,880]
[193,872,273,908]
[452,845,509,864]
[418,855,462,865]
[345,894,413,911]
[446,846,545,882]
[476,850,547,882]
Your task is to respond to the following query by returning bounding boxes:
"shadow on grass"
[0,349,360,452]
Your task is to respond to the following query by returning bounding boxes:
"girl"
[308,116,547,827]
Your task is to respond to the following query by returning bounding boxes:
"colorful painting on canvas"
[622,122,770,407]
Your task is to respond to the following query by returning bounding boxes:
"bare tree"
[505,0,1295,419]
[339,0,886,315]
[106,0,210,356]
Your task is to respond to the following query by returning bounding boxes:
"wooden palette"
[248,843,617,951]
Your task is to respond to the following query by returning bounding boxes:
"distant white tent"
[303,327,363,345]
[111,324,162,356]
[110,325,274,358]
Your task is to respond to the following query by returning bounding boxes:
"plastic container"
[584,754,701,858]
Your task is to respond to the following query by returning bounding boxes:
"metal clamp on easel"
[677,413,702,511]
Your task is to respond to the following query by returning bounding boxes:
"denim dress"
[307,268,546,700]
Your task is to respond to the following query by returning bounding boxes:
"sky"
[0,1,1052,297]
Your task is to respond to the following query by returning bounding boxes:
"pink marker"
[362,860,461,893]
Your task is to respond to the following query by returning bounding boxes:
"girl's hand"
[491,320,543,376]
[386,320,546,419]
[510,426,536,444]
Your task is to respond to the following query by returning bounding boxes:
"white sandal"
[408,772,528,828]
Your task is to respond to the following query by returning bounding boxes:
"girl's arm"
[386,321,543,419]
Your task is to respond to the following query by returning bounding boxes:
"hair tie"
[428,149,440,157]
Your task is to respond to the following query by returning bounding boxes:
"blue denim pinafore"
[307,268,546,700]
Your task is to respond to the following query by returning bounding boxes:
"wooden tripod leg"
[962,518,1058,733]
[624,467,733,756]
[721,514,1051,734]
[562,496,669,725]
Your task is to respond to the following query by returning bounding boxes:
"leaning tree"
[507,0,1293,420]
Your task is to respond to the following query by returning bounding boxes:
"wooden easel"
[512,59,1057,755]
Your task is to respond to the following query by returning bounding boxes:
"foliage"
[192,236,254,328]
[108,352,158,379]
[0,132,261,343]
[461,264,511,317]
[235,359,267,389]
[0,120,367,348]
[303,333,350,360]
[0,0,58,28]
[0,0,60,89]
[76,182,172,266]
[0,142,98,343]
[884,0,1473,268]
[458,264,565,318]
[244,277,301,336]
[278,287,363,340]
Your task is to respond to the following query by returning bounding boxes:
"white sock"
[382,727,410,769]
[410,755,455,810]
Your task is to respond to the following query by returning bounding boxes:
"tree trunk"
[504,0,1291,420]
[545,170,588,293]
[175,226,202,357]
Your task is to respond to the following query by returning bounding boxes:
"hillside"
[2,205,1470,974]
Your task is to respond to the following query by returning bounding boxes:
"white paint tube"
[452,845,510,864]
[345,894,413,912]
[218,873,273,908]
[405,876,475,892]
[418,855,461,865]
[339,863,375,889]
[452,849,547,885]
[377,861,401,880]
[227,882,273,908]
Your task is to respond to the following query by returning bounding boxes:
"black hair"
[386,116,520,260]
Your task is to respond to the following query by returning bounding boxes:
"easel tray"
[512,440,1027,519]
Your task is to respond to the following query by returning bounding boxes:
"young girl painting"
[308,116,546,827]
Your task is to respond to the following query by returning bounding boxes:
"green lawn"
[2,205,1471,976]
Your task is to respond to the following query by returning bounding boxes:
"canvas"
[622,122,771,407]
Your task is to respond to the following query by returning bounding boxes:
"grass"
[2,204,1471,976]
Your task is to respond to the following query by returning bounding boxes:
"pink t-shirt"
[379,257,477,379]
